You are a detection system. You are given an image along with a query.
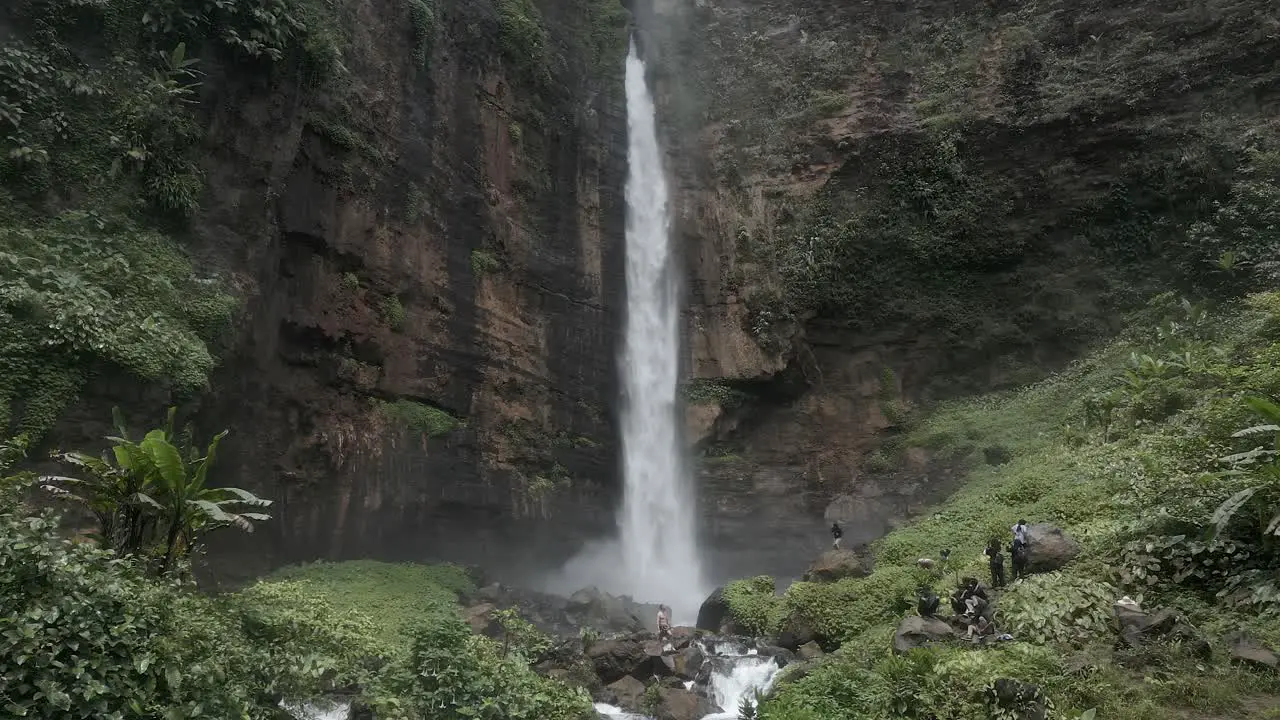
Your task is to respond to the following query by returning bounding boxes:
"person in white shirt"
[1011,519,1029,549]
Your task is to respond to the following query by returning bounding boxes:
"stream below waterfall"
[594,638,783,720]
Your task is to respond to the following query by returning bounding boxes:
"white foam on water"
[592,640,784,720]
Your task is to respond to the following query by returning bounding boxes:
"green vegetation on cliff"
[0,0,344,438]
[721,292,1280,719]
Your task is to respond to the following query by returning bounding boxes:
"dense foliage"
[719,292,1280,720]
[0,0,344,438]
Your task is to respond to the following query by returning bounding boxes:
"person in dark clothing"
[1009,540,1029,580]
[916,585,940,617]
[830,522,843,550]
[962,577,989,601]
[984,540,1006,588]
[949,585,967,614]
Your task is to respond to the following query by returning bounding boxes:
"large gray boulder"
[1024,524,1080,573]
[653,688,721,720]
[567,586,652,633]
[803,549,869,583]
[893,615,957,654]
[586,638,649,684]
[695,586,731,632]
[1226,631,1278,670]
[600,675,647,713]
[773,611,817,651]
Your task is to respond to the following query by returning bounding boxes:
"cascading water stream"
[613,37,704,617]
[545,38,706,621]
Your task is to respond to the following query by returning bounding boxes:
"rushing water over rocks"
[545,40,706,621]
[593,637,784,720]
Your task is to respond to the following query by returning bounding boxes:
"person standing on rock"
[830,522,843,550]
[656,604,672,643]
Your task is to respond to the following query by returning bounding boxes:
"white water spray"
[544,40,705,620]
[615,38,704,616]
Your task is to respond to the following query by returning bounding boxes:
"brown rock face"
[639,0,1280,586]
[51,0,634,583]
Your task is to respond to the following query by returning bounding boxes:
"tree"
[40,407,270,573]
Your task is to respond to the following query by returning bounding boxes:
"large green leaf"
[1208,487,1258,540]
[141,435,187,497]
[217,486,271,508]
[189,429,228,493]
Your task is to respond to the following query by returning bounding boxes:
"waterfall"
[545,39,705,621]
[613,39,704,618]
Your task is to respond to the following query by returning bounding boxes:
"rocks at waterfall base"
[652,688,720,720]
[463,584,653,639]
[1023,524,1080,573]
[803,549,869,583]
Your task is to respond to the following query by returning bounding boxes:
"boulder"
[462,603,500,636]
[640,640,674,678]
[695,587,731,632]
[1114,605,1178,647]
[567,586,651,634]
[893,616,957,655]
[601,675,646,713]
[672,643,706,680]
[755,645,796,667]
[586,639,649,684]
[803,549,869,583]
[1225,631,1279,670]
[774,611,817,650]
[653,688,721,720]
[988,678,1047,720]
[535,639,602,695]
[797,641,825,661]
[1023,524,1080,573]
[667,626,698,650]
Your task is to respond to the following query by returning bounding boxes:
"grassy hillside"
[723,292,1280,719]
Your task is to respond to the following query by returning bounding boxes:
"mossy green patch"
[262,560,475,649]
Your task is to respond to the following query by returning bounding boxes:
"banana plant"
[42,407,271,574]
[40,408,163,554]
[143,417,270,573]
[1211,396,1280,541]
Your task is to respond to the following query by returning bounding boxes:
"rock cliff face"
[640,0,1280,582]
[50,0,633,583]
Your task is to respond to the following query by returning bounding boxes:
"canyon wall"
[645,0,1280,583]
[44,0,633,584]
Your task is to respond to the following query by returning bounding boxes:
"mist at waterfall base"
[540,42,707,622]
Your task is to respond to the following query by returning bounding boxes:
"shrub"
[0,510,265,718]
[471,249,502,276]
[724,575,781,635]
[0,213,235,436]
[682,379,749,407]
[376,399,461,438]
[369,613,594,720]
[380,294,406,330]
[1000,573,1117,646]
